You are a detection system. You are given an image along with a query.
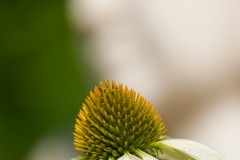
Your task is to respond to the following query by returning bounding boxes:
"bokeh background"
[0,1,98,160]
[1,1,240,160]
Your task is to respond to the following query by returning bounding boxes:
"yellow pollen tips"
[74,79,166,160]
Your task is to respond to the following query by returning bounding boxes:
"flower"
[73,79,225,160]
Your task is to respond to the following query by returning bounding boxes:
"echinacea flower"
[73,79,225,160]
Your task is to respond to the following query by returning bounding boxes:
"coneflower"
[72,79,225,160]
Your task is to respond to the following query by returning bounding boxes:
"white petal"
[134,149,158,160]
[117,152,141,160]
[70,158,79,160]
[158,139,225,160]
[153,147,194,160]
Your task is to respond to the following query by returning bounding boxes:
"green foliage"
[0,0,95,159]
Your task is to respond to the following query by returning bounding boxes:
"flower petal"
[134,149,158,160]
[117,152,141,160]
[153,147,195,160]
[152,139,225,160]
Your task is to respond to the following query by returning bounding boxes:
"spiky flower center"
[74,80,166,160]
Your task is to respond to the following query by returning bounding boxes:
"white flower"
[72,80,226,160]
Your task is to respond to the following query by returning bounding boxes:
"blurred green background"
[0,1,97,159]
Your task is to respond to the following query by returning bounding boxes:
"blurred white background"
[28,1,240,159]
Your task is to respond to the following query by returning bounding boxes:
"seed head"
[74,79,166,160]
